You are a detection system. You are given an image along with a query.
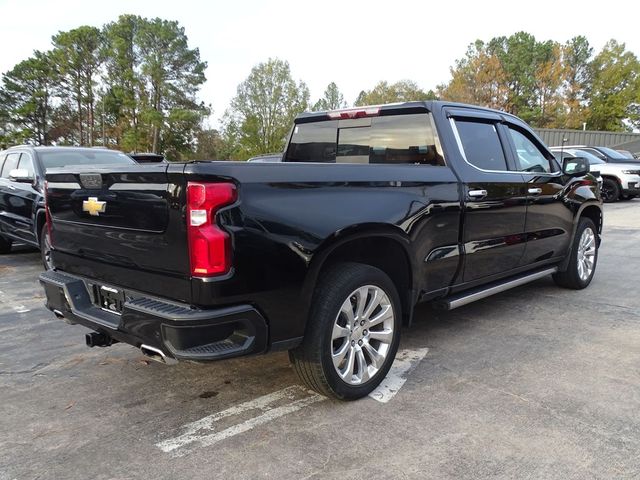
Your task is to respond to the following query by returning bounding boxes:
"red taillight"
[187,182,237,277]
[327,107,380,119]
[44,180,53,244]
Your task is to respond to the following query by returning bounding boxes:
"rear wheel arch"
[301,231,415,329]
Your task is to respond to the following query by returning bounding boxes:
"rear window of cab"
[285,113,445,166]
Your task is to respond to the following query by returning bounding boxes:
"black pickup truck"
[39,101,602,400]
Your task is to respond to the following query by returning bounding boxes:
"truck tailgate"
[46,163,192,302]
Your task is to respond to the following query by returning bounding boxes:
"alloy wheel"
[577,227,596,281]
[330,285,395,385]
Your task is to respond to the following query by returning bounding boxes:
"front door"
[503,124,574,265]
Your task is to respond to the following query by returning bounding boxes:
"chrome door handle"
[468,189,488,199]
[528,188,542,195]
[7,184,16,190]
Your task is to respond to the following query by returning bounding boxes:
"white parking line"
[12,305,30,313]
[156,385,325,455]
[368,347,429,403]
[156,348,428,455]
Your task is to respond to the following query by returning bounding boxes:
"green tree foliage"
[52,26,104,146]
[223,58,309,159]
[312,82,346,111]
[439,33,640,130]
[136,18,208,154]
[0,51,58,145]
[354,80,436,106]
[437,40,510,111]
[563,36,593,129]
[0,15,208,158]
[101,14,144,150]
[587,40,640,131]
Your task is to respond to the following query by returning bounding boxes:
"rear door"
[447,109,528,283]
[503,123,574,265]
[0,152,22,237]
[4,152,39,244]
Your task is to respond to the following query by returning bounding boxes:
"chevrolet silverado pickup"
[39,101,603,400]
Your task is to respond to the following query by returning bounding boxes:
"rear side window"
[285,113,445,166]
[1,153,20,178]
[454,120,508,171]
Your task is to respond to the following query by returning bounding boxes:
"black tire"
[290,262,402,400]
[0,235,11,254]
[39,224,53,270]
[553,218,598,289]
[601,178,620,203]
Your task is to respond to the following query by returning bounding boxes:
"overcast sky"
[1,0,638,127]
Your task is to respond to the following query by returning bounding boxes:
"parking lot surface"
[1,200,639,480]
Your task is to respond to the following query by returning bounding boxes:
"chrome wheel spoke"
[577,260,584,279]
[355,347,368,382]
[362,289,381,320]
[332,341,350,369]
[339,346,356,381]
[363,342,385,369]
[367,304,392,328]
[368,328,393,343]
[332,323,350,341]
[340,299,355,324]
[354,287,368,320]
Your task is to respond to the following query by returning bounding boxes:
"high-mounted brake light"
[187,182,237,277]
[327,107,380,119]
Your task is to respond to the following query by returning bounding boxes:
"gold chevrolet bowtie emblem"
[82,197,106,216]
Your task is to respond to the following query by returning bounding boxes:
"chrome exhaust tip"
[140,344,178,365]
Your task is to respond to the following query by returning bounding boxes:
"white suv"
[551,147,640,202]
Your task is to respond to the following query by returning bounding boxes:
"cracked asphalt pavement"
[1,200,639,479]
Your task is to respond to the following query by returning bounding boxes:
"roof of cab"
[295,100,523,124]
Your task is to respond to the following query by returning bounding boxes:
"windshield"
[597,147,629,160]
[570,149,606,165]
[39,150,135,169]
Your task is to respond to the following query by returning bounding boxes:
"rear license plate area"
[95,285,125,315]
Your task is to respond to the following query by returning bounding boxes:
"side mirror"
[9,168,34,183]
[562,157,590,177]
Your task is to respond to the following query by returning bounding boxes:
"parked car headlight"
[621,170,640,174]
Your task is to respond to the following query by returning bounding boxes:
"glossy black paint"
[41,101,603,359]
[0,147,46,247]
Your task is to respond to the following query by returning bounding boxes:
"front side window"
[1,153,20,178]
[17,153,35,178]
[509,128,552,173]
[455,120,508,171]
[285,113,445,166]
